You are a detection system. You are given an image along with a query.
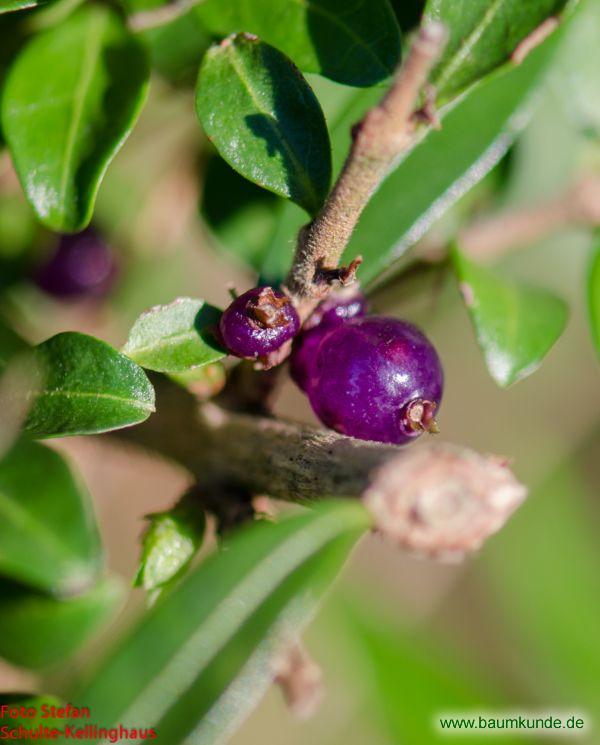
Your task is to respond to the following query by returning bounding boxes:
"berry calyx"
[219,286,300,360]
[305,315,443,445]
[290,288,368,392]
[34,228,117,299]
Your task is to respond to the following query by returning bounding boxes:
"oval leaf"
[452,247,568,387]
[196,33,331,216]
[23,332,155,438]
[134,493,206,592]
[425,0,569,101]
[123,298,225,374]
[1,5,149,232]
[0,440,102,595]
[72,500,370,743]
[0,575,123,669]
[195,0,401,87]
[587,238,600,358]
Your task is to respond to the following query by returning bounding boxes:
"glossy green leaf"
[259,27,564,286]
[0,575,123,669]
[425,0,568,101]
[452,248,568,387]
[195,0,401,87]
[0,0,50,13]
[1,5,149,232]
[588,238,600,358]
[73,500,370,743]
[23,332,155,438]
[485,433,600,715]
[0,693,63,742]
[0,440,102,595]
[196,33,331,216]
[135,494,205,592]
[123,298,225,374]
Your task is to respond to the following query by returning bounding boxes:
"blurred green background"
[0,1,598,743]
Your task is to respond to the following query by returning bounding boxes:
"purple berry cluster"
[219,283,443,445]
[290,290,443,445]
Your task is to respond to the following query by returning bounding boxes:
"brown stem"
[458,175,600,260]
[118,377,526,560]
[284,22,448,318]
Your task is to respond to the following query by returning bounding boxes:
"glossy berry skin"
[219,286,300,359]
[307,316,443,445]
[34,229,117,299]
[290,288,368,392]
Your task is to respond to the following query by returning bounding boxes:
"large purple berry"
[306,316,443,445]
[34,228,117,299]
[290,288,368,392]
[219,286,300,360]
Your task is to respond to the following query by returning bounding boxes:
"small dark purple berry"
[219,286,300,360]
[306,316,443,445]
[290,288,368,393]
[34,228,117,299]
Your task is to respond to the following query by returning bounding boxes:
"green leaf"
[484,433,600,715]
[123,298,225,374]
[196,33,331,216]
[195,0,401,87]
[0,440,102,595]
[0,693,64,742]
[1,5,149,232]
[72,500,370,743]
[588,237,600,358]
[23,332,155,438]
[0,0,50,13]
[135,494,206,592]
[0,575,123,669]
[425,0,569,101]
[452,247,568,387]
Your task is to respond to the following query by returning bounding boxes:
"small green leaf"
[195,0,401,87]
[23,332,155,438]
[123,298,225,374]
[452,247,568,387]
[0,440,102,595]
[196,33,331,216]
[587,238,600,358]
[135,493,206,592]
[425,0,569,101]
[1,5,149,232]
[0,575,123,669]
[72,500,370,743]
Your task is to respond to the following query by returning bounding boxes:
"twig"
[459,175,600,260]
[117,377,526,560]
[284,22,448,318]
[511,18,559,65]
[128,0,204,32]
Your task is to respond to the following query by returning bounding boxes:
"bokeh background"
[0,1,598,742]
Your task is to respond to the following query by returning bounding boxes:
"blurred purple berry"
[290,288,368,392]
[35,229,117,299]
[219,286,300,360]
[306,316,443,444]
